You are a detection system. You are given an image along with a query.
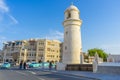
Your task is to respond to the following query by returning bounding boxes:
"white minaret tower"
[62,4,82,64]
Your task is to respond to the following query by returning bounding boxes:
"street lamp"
[19,46,23,64]
[3,42,8,63]
[19,45,27,64]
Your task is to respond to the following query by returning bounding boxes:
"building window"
[8,43,11,46]
[21,53,24,56]
[67,12,71,19]
[16,42,19,45]
[65,46,67,50]
[47,48,50,51]
[33,49,36,51]
[53,50,55,52]
[66,31,68,35]
[12,43,15,47]
[28,49,31,51]
[39,48,44,51]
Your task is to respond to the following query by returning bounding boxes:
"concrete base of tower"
[56,63,66,70]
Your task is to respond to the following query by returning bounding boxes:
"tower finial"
[71,2,73,5]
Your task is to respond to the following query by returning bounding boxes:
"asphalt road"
[0,69,95,80]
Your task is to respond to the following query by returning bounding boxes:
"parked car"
[52,63,56,68]
[42,62,49,68]
[41,62,56,68]
[0,63,3,67]
[1,62,11,69]
[26,62,31,66]
[9,62,15,66]
[29,62,41,68]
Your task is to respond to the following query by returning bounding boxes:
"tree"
[87,48,108,61]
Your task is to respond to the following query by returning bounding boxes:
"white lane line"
[38,77,45,80]
[27,71,45,80]
[43,70,57,72]
[51,71,57,72]
[43,70,49,71]
[15,71,27,76]
[28,71,36,74]
[54,73,81,79]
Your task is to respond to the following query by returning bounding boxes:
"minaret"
[62,4,82,64]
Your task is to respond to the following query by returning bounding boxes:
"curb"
[56,71,100,80]
[42,70,101,80]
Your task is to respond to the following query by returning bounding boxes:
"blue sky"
[0,0,120,54]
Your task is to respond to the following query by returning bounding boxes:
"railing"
[98,62,120,66]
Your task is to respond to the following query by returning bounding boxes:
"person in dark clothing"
[19,61,23,69]
[49,62,52,70]
[23,62,26,69]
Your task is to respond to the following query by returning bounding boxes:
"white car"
[0,63,3,67]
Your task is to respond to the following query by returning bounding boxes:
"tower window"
[65,46,67,50]
[67,12,71,19]
[66,31,68,35]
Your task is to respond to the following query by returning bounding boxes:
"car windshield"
[32,63,37,64]
[4,63,9,65]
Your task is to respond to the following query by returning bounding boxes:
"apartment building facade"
[2,39,61,64]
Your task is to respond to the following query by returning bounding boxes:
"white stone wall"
[56,63,66,70]
[98,62,120,66]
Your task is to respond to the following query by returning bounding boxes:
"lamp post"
[19,46,23,64]
[19,45,27,64]
[19,48,21,64]
[3,42,8,63]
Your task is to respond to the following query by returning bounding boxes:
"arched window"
[47,60,49,62]
[65,46,67,50]
[67,12,71,19]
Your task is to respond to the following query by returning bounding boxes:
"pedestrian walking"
[19,61,23,69]
[26,63,28,69]
[49,61,52,70]
[23,62,26,69]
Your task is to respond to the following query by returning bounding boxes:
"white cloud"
[8,14,18,24]
[0,0,18,31]
[0,0,9,13]
[0,36,7,44]
[0,35,7,49]
[45,30,64,41]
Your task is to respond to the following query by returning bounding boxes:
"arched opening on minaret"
[67,12,71,19]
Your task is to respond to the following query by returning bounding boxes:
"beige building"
[0,50,3,62]
[36,39,61,63]
[2,39,61,64]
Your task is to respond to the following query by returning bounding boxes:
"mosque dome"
[66,4,79,11]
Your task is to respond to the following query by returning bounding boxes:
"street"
[0,68,95,80]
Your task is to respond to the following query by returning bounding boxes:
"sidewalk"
[53,70,120,80]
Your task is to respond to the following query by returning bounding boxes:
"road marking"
[43,70,49,71]
[43,70,57,72]
[28,71,36,74]
[16,71,27,76]
[38,77,45,80]
[51,71,57,72]
[10,70,13,71]
[54,73,84,79]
